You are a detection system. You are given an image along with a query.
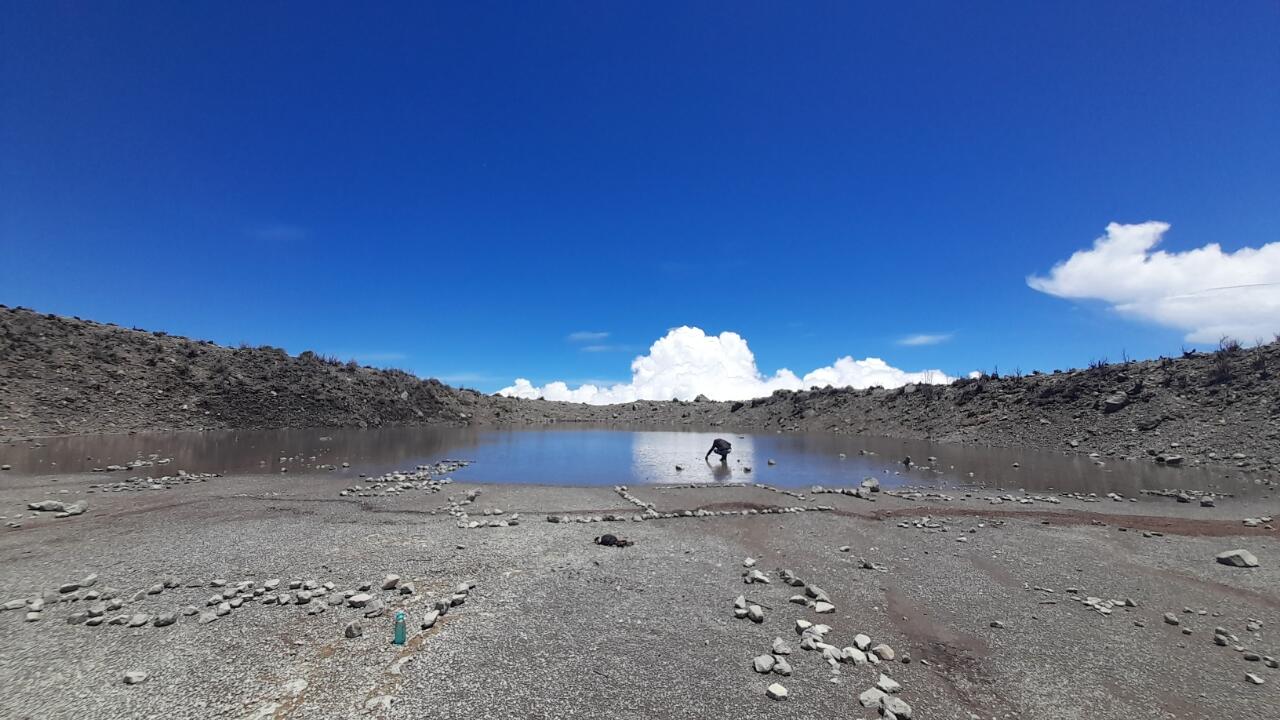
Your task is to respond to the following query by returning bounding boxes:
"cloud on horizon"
[499,326,953,405]
[897,332,953,346]
[1028,222,1280,343]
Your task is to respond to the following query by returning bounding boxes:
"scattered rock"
[1216,549,1259,568]
[876,673,901,694]
[122,671,148,685]
[859,687,887,708]
[872,644,896,661]
[883,696,913,718]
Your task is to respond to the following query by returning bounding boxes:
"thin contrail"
[1161,282,1280,300]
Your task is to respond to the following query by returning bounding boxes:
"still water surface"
[0,426,1255,497]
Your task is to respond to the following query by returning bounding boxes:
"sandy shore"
[1,467,1277,719]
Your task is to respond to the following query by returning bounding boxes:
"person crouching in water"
[705,438,732,464]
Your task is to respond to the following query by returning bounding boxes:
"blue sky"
[2,2,1278,396]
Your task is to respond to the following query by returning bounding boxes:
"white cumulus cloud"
[1028,222,1280,343]
[498,327,953,404]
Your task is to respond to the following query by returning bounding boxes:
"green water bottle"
[392,610,407,645]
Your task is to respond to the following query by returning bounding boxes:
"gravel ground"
[1,469,1278,719]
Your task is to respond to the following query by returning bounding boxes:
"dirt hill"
[0,306,483,436]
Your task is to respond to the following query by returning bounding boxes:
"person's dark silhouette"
[705,438,732,463]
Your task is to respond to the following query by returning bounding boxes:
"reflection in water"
[0,425,1260,496]
[629,432,755,484]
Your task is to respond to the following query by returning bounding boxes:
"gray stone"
[752,654,776,673]
[122,671,148,685]
[344,621,363,638]
[1216,549,1259,568]
[883,696,913,718]
[771,637,792,655]
[765,682,788,700]
[1102,393,1129,412]
[421,609,440,629]
[859,687,887,708]
[347,593,373,608]
[153,612,177,627]
[876,673,901,693]
[380,574,400,591]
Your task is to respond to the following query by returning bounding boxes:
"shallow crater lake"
[0,426,1254,498]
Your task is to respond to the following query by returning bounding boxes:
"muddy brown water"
[0,425,1262,497]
